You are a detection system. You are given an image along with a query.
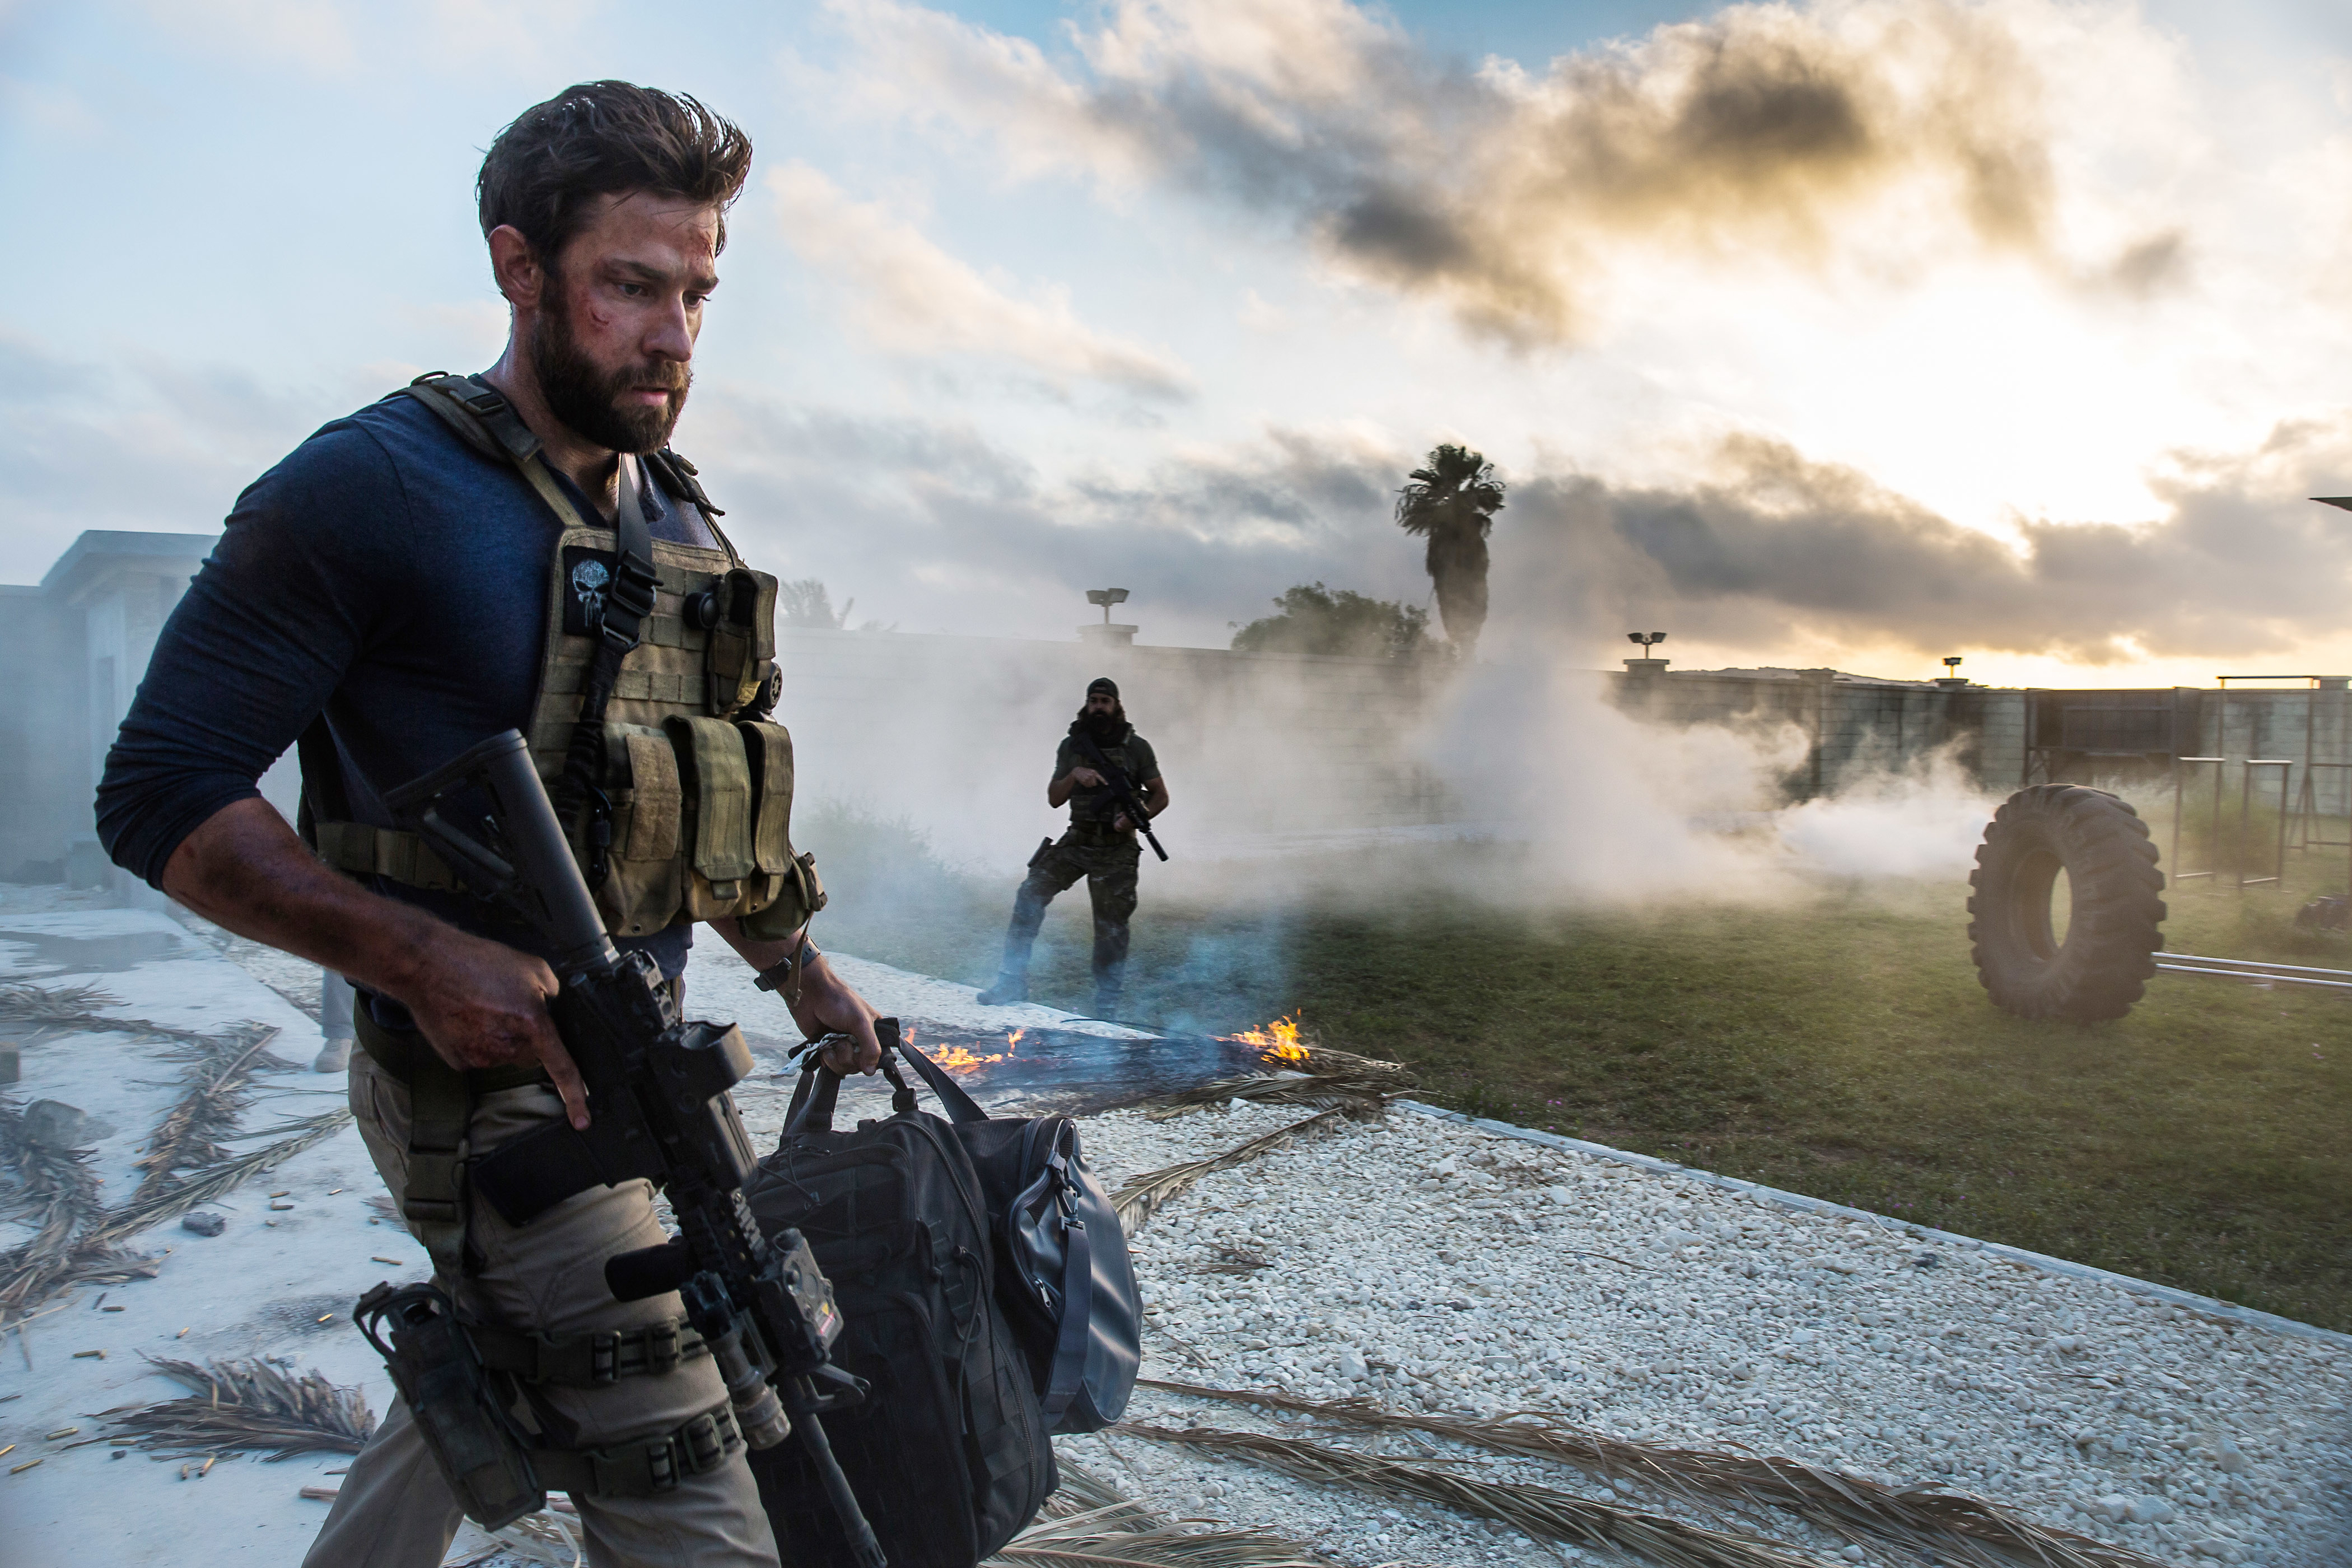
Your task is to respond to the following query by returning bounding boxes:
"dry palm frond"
[1122,1423,1835,1568]
[88,1108,352,1245]
[1040,1460,1159,1524]
[0,982,271,1050]
[100,1355,375,1459]
[0,982,125,1029]
[1113,1108,1347,1235]
[988,1513,1335,1568]
[986,1459,1334,1568]
[0,1096,129,1325]
[1140,1381,2164,1568]
[0,1108,352,1331]
[128,1027,288,1206]
[1150,1044,1418,1121]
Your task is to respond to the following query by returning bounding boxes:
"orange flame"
[1224,1012,1309,1062]
[933,1028,1028,1074]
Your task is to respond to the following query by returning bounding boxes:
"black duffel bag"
[881,1034,1141,1434]
[745,1035,1057,1567]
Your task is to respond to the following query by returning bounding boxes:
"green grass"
[810,811,2352,1333]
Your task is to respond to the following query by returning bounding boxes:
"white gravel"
[706,952,2350,1567]
[1065,1101,2350,1568]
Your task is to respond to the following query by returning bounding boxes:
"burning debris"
[927,1024,1026,1072]
[1154,1017,1418,1119]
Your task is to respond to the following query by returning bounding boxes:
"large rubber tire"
[1967,785,2166,1021]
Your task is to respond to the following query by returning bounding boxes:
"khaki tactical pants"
[302,1050,780,1568]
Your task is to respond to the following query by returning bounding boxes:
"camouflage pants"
[1000,830,1141,992]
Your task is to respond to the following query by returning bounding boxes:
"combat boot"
[975,975,1027,1006]
[1091,984,1122,1020]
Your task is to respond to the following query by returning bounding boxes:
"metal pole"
[2239,759,2251,894]
[2239,760,2294,890]
[2201,752,2220,888]
[2171,755,2184,881]
[2172,758,2223,882]
[2276,761,2293,887]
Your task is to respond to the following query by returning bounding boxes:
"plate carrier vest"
[304,373,823,944]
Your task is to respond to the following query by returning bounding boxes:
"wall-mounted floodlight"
[1087,588,1131,624]
[1626,631,1668,650]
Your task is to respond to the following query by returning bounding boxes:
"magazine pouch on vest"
[306,373,810,941]
[706,569,778,717]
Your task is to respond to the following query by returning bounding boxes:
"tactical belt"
[468,1317,709,1387]
[1064,821,1138,848]
[531,1401,742,1499]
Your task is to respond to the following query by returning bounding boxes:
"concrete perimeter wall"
[1613,667,2029,798]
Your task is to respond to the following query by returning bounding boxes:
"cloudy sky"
[6,0,2352,687]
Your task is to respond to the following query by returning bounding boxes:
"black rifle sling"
[397,373,660,890]
[554,454,660,888]
[293,716,350,851]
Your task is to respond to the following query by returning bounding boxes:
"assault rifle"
[1070,728,1169,861]
[365,729,883,1563]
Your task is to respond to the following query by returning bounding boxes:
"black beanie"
[1087,677,1120,700]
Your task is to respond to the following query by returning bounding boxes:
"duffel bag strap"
[784,1061,843,1135]
[528,1401,742,1499]
[1038,1211,1094,1425]
[466,1317,708,1387]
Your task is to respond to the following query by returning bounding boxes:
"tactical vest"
[309,373,823,942]
[1067,729,1142,825]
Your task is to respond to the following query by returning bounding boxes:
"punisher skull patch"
[562,548,614,636]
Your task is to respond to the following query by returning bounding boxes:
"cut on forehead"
[559,191,723,282]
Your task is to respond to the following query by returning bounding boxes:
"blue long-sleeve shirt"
[96,387,711,975]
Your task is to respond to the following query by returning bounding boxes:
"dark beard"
[530,290,691,454]
[1074,707,1127,744]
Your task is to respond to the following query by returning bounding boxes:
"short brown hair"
[477,82,753,266]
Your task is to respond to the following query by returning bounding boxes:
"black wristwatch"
[754,938,820,996]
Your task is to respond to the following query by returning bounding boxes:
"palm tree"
[1394,443,1505,656]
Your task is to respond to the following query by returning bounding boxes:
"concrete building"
[0,532,216,884]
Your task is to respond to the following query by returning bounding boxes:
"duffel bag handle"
[885,1024,991,1126]
[784,1018,985,1134]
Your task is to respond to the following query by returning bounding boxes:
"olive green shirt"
[1055,728,1160,824]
